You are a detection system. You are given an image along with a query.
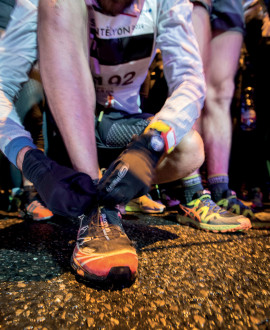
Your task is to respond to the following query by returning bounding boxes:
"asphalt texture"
[0,207,270,329]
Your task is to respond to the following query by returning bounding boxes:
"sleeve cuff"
[4,137,37,167]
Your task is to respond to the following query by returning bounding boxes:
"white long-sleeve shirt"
[0,0,205,166]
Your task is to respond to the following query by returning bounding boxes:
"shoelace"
[199,195,226,214]
[78,222,124,243]
[27,200,47,212]
[226,195,251,211]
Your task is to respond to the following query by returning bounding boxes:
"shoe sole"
[176,215,251,233]
[251,222,270,229]
[18,210,53,221]
[125,204,165,214]
[70,257,137,285]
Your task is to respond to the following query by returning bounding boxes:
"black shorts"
[95,108,153,168]
[45,105,153,169]
[190,0,245,34]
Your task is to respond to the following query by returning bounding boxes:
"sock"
[208,174,229,202]
[158,175,204,204]
[179,174,204,204]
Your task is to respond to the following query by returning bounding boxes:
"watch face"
[150,134,164,152]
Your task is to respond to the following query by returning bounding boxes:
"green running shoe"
[177,190,251,233]
[216,190,270,229]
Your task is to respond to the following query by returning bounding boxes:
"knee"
[207,78,235,110]
[155,129,204,183]
[181,129,205,171]
[172,129,205,176]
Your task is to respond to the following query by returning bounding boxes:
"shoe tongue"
[192,189,211,200]
[100,207,124,231]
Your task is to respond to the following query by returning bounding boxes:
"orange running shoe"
[71,206,138,284]
[16,186,53,221]
[20,199,53,221]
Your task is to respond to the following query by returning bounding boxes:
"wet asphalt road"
[0,208,270,329]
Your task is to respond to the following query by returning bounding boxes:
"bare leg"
[38,0,99,180]
[167,4,242,201]
[203,31,243,176]
[183,3,211,178]
[191,2,243,177]
[191,3,212,70]
[155,129,205,184]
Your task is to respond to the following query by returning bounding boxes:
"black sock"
[208,174,229,202]
[160,175,204,204]
[178,175,204,204]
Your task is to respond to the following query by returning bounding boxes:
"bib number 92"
[94,71,136,87]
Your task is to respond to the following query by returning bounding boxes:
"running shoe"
[14,186,53,221]
[250,187,264,210]
[251,211,270,229]
[176,190,251,232]
[159,189,180,210]
[71,206,138,283]
[216,189,270,229]
[149,185,179,210]
[125,194,165,214]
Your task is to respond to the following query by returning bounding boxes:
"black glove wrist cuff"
[22,149,49,184]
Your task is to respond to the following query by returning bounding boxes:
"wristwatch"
[144,121,176,154]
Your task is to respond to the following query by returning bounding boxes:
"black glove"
[98,130,165,206]
[22,149,97,218]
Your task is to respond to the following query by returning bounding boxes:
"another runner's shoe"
[19,199,54,221]
[149,186,179,210]
[125,194,165,214]
[15,186,53,221]
[71,206,138,284]
[176,190,251,233]
[159,189,180,210]
[216,190,270,229]
[250,187,264,210]
[250,211,270,229]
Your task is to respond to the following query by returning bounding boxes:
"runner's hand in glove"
[22,149,97,218]
[98,121,176,206]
